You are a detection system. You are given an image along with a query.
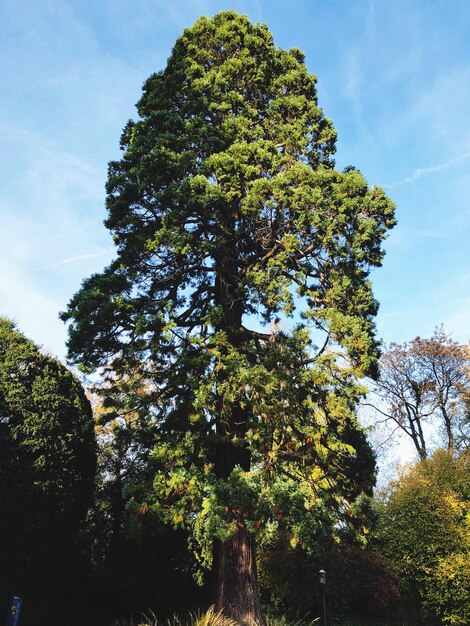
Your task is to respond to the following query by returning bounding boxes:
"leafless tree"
[367,328,469,459]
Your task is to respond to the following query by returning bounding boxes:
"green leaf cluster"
[374,449,470,624]
[0,317,96,509]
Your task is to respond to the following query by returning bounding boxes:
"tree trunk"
[108,459,125,564]
[406,406,427,460]
[440,403,454,454]
[211,216,265,626]
[213,526,265,626]
[212,414,265,626]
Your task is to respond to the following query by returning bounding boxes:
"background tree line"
[2,316,468,626]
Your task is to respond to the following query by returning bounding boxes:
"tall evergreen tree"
[62,12,395,625]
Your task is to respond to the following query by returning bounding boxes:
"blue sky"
[1,0,469,360]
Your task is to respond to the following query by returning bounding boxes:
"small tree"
[0,317,96,626]
[369,329,470,459]
[62,11,395,625]
[374,449,470,625]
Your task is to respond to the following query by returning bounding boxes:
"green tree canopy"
[62,11,395,625]
[0,317,96,626]
[374,449,470,625]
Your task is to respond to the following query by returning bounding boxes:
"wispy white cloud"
[139,0,221,29]
[250,0,263,22]
[385,150,470,188]
[343,46,363,105]
[366,1,376,37]
[0,257,67,358]
[432,273,470,342]
[39,248,114,270]
[0,124,109,266]
[378,310,417,319]
[442,303,470,343]
[0,122,114,358]
[419,208,470,239]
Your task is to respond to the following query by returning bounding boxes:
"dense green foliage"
[61,11,395,621]
[0,317,96,626]
[374,449,470,625]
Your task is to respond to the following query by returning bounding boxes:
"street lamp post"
[319,570,327,626]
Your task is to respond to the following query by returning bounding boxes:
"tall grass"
[112,607,323,626]
[113,606,238,626]
[114,608,408,626]
[265,615,319,626]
